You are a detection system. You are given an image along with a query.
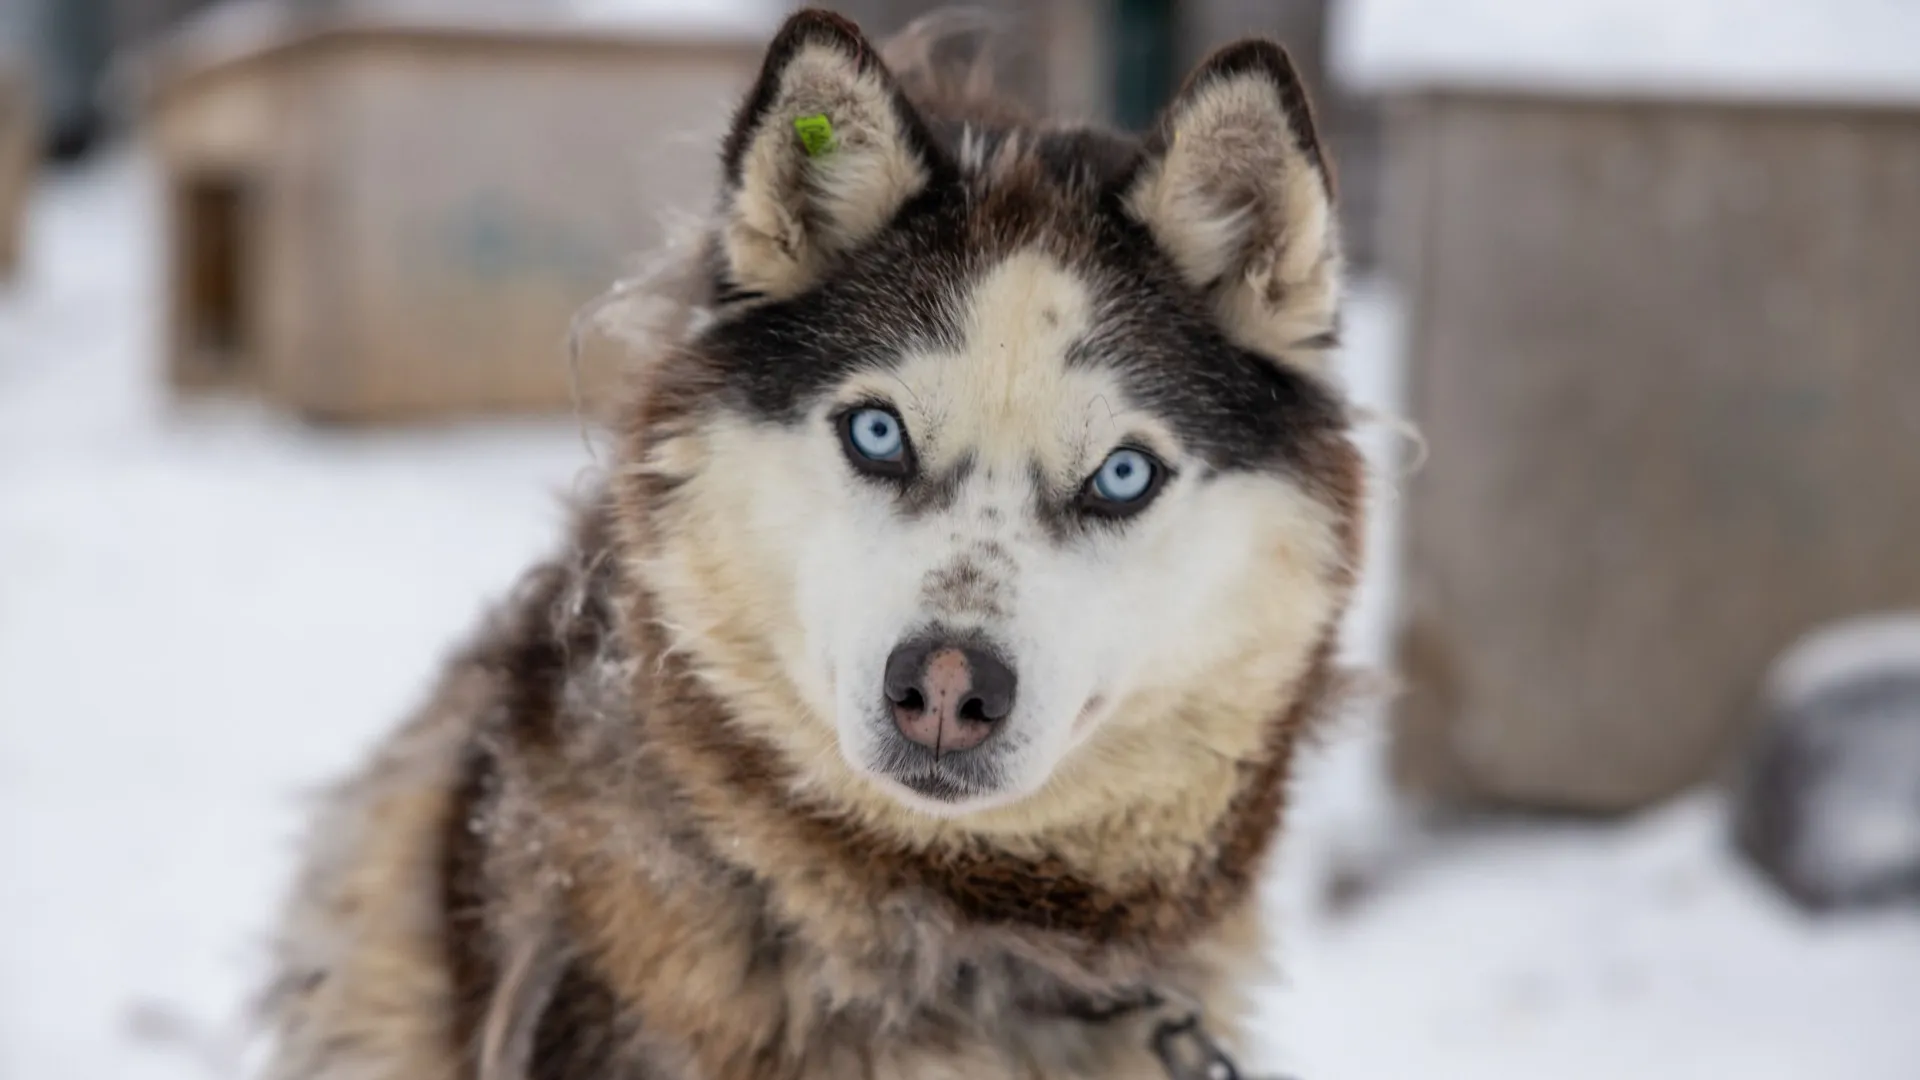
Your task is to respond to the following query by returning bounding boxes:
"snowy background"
[4,149,1920,1080]
[1334,0,1920,104]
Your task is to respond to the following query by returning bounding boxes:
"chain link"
[1147,1004,1297,1080]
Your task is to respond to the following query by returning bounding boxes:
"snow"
[1265,797,1920,1079]
[4,154,1919,1080]
[1765,613,1920,712]
[1333,0,1920,106]
[0,158,589,1080]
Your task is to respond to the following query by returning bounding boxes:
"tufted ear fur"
[1125,41,1343,371]
[716,10,944,302]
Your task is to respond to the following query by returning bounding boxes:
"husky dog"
[262,9,1362,1079]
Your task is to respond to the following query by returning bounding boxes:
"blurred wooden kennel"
[144,11,765,420]
[1382,88,1920,813]
[0,53,36,282]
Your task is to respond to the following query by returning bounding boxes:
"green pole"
[1109,0,1177,132]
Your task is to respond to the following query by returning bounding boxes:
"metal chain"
[1147,1004,1299,1080]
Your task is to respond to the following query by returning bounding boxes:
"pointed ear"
[715,10,942,301]
[1125,41,1342,370]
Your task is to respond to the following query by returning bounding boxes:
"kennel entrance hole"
[177,173,256,383]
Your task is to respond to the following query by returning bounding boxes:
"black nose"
[883,636,1017,755]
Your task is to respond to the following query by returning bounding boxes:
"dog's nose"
[883,637,1016,755]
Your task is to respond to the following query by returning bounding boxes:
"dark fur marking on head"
[1026,459,1088,544]
[695,188,968,424]
[900,453,975,518]
[920,555,1008,619]
[971,538,1013,567]
[695,111,1345,488]
[1034,127,1142,191]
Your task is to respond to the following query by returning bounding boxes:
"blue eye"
[845,407,906,463]
[1090,448,1157,504]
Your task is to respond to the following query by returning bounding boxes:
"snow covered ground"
[3,155,1918,1080]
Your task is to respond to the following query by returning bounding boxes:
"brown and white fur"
[260,10,1363,1080]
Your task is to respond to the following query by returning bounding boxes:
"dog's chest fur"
[412,508,1276,1080]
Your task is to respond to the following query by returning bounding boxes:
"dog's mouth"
[894,768,981,803]
[865,731,1005,806]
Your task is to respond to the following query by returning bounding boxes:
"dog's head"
[625,10,1361,825]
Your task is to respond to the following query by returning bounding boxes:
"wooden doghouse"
[144,7,769,420]
[1343,3,1920,811]
[0,52,35,282]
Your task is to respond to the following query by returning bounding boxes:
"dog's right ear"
[1124,41,1342,371]
[716,10,940,302]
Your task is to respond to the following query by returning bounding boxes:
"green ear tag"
[793,114,835,157]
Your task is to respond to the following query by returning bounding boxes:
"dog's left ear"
[1125,41,1342,370]
[716,10,942,302]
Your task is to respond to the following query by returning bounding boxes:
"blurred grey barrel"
[1350,19,1920,810]
[1734,615,1920,911]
